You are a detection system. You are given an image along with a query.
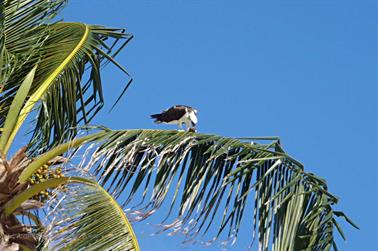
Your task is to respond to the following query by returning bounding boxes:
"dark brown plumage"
[150,105,187,124]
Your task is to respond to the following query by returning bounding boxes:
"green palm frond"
[0,39,15,96]
[1,172,139,251]
[0,65,36,153]
[1,0,65,102]
[1,18,133,154]
[1,0,65,105]
[3,0,66,58]
[42,177,140,251]
[25,128,355,250]
[26,22,133,154]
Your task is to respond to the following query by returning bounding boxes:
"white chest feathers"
[188,111,198,124]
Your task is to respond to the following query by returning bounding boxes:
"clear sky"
[62,0,377,250]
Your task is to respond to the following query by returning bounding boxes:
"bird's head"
[189,109,198,125]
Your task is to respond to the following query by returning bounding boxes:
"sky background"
[61,0,377,250]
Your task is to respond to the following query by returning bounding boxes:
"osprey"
[151,105,198,131]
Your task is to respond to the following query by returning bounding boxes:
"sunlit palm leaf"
[0,65,36,152]
[1,18,133,153]
[1,0,66,108]
[0,1,65,112]
[42,178,140,251]
[26,22,133,154]
[34,128,355,250]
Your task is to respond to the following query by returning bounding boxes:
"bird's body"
[151,105,198,131]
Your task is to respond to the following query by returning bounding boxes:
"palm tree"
[0,1,358,250]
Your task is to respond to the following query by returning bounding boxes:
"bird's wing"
[158,106,187,122]
[174,105,193,110]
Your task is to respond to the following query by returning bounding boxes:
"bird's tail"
[150,114,162,124]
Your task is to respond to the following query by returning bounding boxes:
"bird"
[150,105,198,132]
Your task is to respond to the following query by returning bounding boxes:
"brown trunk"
[0,148,37,250]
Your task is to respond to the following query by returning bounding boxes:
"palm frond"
[29,23,133,154]
[3,0,66,50]
[3,0,66,57]
[0,65,36,153]
[1,0,66,102]
[0,38,16,98]
[42,177,140,251]
[49,128,354,250]
[1,0,66,96]
[1,19,133,153]
[4,176,88,216]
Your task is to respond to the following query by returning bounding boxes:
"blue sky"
[62,0,377,250]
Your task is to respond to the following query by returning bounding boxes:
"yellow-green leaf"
[0,65,37,154]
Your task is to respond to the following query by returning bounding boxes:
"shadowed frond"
[0,39,16,97]
[3,0,66,58]
[28,128,355,250]
[41,177,140,251]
